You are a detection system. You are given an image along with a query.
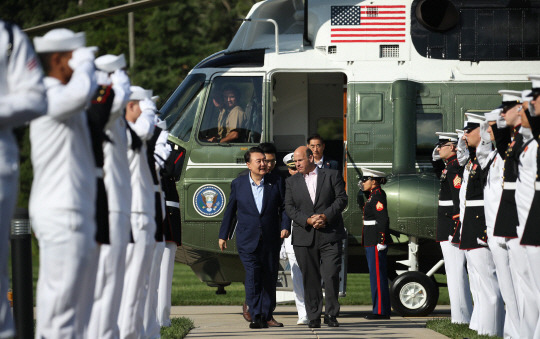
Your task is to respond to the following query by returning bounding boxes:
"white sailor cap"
[282,153,296,168]
[498,90,523,105]
[435,132,458,142]
[95,54,126,73]
[528,74,540,89]
[484,108,502,122]
[129,86,153,101]
[464,112,485,131]
[360,167,386,179]
[33,28,85,53]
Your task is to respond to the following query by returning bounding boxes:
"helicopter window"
[416,113,442,159]
[160,74,206,142]
[411,0,540,61]
[198,76,263,144]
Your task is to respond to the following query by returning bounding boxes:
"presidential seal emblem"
[193,184,226,217]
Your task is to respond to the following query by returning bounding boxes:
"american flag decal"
[331,5,406,43]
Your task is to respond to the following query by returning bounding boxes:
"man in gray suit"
[284,146,348,328]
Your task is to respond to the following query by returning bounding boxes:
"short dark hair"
[307,134,325,144]
[258,142,277,155]
[222,85,240,98]
[244,146,264,163]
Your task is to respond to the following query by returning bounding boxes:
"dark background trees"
[1,0,256,207]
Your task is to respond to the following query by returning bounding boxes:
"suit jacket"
[284,168,348,247]
[319,156,339,170]
[219,172,290,253]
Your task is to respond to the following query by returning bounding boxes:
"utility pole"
[128,0,135,68]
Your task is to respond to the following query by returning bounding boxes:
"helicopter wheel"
[390,271,438,317]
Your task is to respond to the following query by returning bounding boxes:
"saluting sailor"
[460,113,504,337]
[31,28,99,338]
[118,86,157,338]
[87,53,132,339]
[493,89,534,338]
[359,168,391,320]
[0,20,47,338]
[521,75,540,339]
[480,107,519,339]
[431,132,473,325]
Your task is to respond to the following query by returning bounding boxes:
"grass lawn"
[160,318,194,339]
[170,262,450,306]
[426,318,501,339]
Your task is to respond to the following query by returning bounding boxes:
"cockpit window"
[198,76,263,144]
[160,73,206,142]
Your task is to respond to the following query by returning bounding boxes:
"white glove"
[456,133,469,166]
[530,102,539,117]
[480,121,491,143]
[432,146,441,161]
[448,235,454,242]
[68,46,96,70]
[376,244,387,251]
[279,243,288,260]
[95,70,111,86]
[139,97,157,114]
[496,114,507,129]
[476,237,488,247]
[495,236,506,249]
[110,69,130,90]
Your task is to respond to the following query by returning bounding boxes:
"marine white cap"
[484,108,502,122]
[528,74,540,89]
[522,89,533,102]
[361,167,386,178]
[34,28,85,53]
[282,153,295,168]
[465,112,486,124]
[95,54,126,72]
[435,132,458,142]
[498,90,523,103]
[129,86,153,101]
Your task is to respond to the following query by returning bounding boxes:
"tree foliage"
[1,0,257,207]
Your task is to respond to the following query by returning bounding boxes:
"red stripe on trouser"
[375,247,381,314]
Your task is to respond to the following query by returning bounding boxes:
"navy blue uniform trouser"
[365,246,391,315]
[239,236,279,321]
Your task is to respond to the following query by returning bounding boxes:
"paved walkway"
[171,305,451,338]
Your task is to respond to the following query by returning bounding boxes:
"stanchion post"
[10,207,33,339]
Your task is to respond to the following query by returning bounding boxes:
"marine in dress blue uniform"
[360,168,391,319]
[431,132,473,325]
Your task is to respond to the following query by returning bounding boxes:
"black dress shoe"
[364,314,390,320]
[308,319,321,328]
[324,315,339,327]
[250,315,264,329]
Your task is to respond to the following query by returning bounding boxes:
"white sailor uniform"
[30,42,99,337]
[0,20,46,339]
[118,94,157,339]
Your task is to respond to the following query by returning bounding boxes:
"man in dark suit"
[219,147,291,329]
[307,134,339,170]
[284,146,348,328]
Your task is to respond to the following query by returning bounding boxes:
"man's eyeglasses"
[264,159,276,164]
[438,144,453,148]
